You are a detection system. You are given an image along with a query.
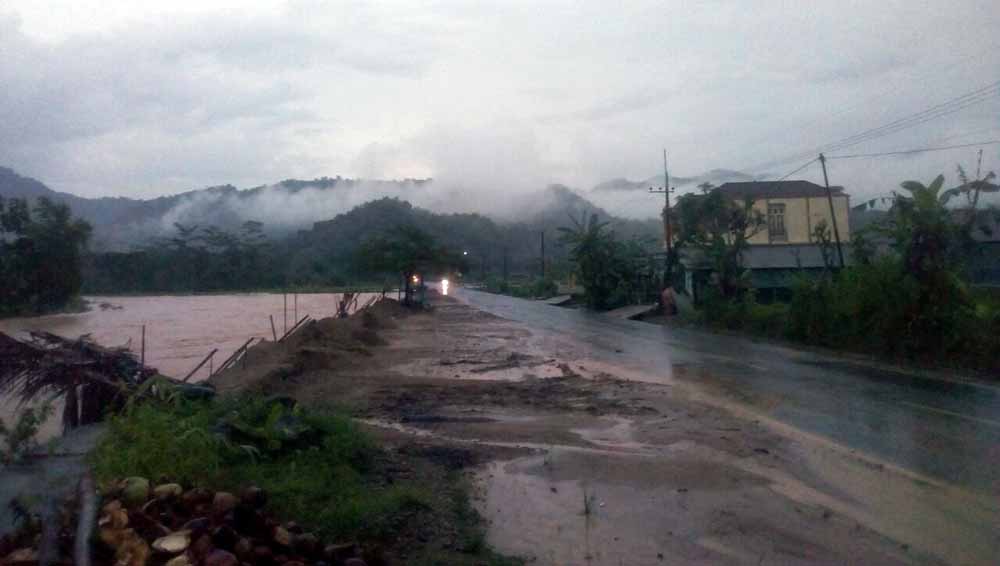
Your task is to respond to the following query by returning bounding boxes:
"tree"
[0,197,92,315]
[356,225,463,305]
[558,212,649,310]
[674,189,764,300]
[888,174,970,280]
[867,174,974,354]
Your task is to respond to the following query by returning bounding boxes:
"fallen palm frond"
[0,331,192,429]
[0,331,153,403]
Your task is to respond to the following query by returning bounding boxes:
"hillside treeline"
[82,197,661,293]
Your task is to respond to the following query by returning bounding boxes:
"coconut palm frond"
[0,331,154,407]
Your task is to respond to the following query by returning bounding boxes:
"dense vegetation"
[558,212,659,309]
[673,184,766,299]
[83,221,283,293]
[0,196,92,316]
[83,195,661,294]
[687,174,1000,372]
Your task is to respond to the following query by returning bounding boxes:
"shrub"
[530,277,559,299]
[745,301,789,339]
[0,404,54,465]
[91,397,426,539]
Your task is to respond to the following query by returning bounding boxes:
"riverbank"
[0,295,90,320]
[209,291,997,565]
[75,285,392,297]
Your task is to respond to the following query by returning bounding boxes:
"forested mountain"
[3,165,662,292]
[82,187,662,293]
[287,185,661,283]
[0,166,431,250]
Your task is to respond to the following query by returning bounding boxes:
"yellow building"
[679,180,852,300]
[715,180,851,245]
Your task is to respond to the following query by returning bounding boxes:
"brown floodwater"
[0,292,376,439]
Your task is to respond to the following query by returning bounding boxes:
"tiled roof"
[716,180,846,199]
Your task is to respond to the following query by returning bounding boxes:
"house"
[678,180,852,301]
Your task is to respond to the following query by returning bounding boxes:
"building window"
[768,203,786,241]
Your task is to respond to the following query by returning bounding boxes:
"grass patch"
[91,397,425,540]
[90,396,520,562]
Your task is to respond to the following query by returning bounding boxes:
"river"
[0,292,377,439]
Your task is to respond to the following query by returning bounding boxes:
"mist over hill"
[588,168,762,218]
[0,166,662,252]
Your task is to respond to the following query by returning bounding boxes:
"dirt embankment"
[210,294,996,566]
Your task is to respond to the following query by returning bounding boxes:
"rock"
[190,534,213,561]
[240,486,267,508]
[233,506,268,538]
[114,529,151,566]
[253,546,275,566]
[4,548,38,564]
[292,533,318,557]
[181,517,211,537]
[273,526,293,547]
[102,499,124,514]
[182,487,213,507]
[233,538,253,561]
[213,492,239,515]
[165,555,193,566]
[100,507,130,530]
[154,483,184,499]
[203,549,238,566]
[152,532,191,554]
[211,525,239,551]
[128,509,170,537]
[323,543,355,563]
[121,477,151,507]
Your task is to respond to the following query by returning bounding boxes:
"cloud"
[0,0,997,211]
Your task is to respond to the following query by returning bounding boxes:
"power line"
[774,157,819,181]
[828,139,1000,159]
[818,84,1000,153]
[740,44,1000,173]
[747,80,1000,173]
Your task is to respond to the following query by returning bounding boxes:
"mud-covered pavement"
[212,293,999,565]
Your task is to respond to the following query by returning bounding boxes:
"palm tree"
[558,212,617,309]
[890,175,964,280]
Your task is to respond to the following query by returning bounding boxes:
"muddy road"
[212,293,999,565]
[455,288,1000,496]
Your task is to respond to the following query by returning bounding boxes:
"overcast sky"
[1,0,998,207]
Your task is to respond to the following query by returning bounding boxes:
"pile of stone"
[0,477,367,566]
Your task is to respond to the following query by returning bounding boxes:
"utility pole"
[502,246,509,284]
[818,154,846,269]
[972,148,984,211]
[648,149,674,288]
[540,231,546,279]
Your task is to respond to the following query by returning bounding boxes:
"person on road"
[661,285,678,316]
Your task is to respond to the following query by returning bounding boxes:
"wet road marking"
[896,401,1000,429]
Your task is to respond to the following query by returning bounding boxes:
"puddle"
[476,450,772,565]
[571,416,650,452]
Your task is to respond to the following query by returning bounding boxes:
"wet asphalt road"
[453,288,1000,495]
